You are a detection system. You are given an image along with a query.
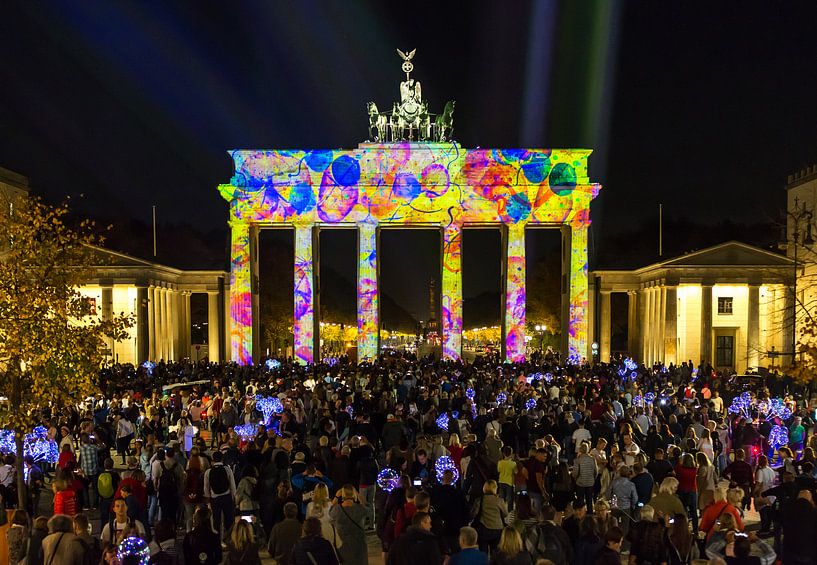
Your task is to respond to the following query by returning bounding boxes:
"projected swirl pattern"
[220,143,600,365]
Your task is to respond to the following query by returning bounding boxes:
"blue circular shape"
[305,150,333,172]
[495,149,526,164]
[331,155,361,186]
[290,182,316,213]
[549,162,577,195]
[506,192,531,223]
[393,172,422,201]
[521,152,551,183]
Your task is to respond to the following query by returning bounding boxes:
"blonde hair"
[659,477,679,495]
[727,488,743,506]
[230,520,254,551]
[319,436,329,447]
[341,484,357,501]
[483,480,498,495]
[639,504,655,521]
[312,483,329,509]
[498,526,523,557]
[449,433,461,447]
[713,484,729,503]
[717,512,737,531]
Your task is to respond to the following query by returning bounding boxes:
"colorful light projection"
[221,144,600,365]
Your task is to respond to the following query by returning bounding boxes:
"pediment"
[659,241,791,268]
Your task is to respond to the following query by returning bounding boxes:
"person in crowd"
[221,519,262,565]
[292,516,341,565]
[7,509,30,565]
[42,515,85,565]
[594,527,624,565]
[329,484,368,565]
[474,479,508,555]
[203,449,236,541]
[183,506,223,565]
[268,502,302,565]
[489,526,531,565]
[700,484,744,541]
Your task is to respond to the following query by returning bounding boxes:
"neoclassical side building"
[592,241,793,372]
[80,247,228,365]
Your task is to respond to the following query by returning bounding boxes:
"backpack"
[98,471,116,499]
[526,524,566,565]
[209,465,229,494]
[711,431,723,455]
[77,536,102,565]
[158,462,179,499]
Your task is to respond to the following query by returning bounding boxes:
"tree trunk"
[15,436,26,511]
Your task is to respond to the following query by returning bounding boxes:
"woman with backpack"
[183,506,222,565]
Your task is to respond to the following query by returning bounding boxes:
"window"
[717,296,733,315]
[716,335,734,367]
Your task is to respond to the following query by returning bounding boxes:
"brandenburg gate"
[219,51,600,365]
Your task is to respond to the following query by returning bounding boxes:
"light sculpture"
[118,537,150,565]
[769,425,788,451]
[435,455,459,483]
[377,468,400,492]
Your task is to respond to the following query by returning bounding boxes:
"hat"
[387,414,396,421]
[294,452,306,462]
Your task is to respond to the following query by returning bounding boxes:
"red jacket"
[53,489,77,516]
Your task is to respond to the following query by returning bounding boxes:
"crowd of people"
[2,350,817,565]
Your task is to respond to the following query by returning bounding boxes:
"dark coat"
[387,526,444,565]
[291,534,340,565]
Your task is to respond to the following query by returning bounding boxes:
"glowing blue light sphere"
[525,398,537,411]
[466,388,475,400]
[141,361,156,376]
[377,468,400,492]
[496,392,507,405]
[644,392,656,403]
[769,425,789,450]
[117,536,150,565]
[435,455,459,483]
[234,423,258,440]
[435,413,449,430]
[265,359,281,371]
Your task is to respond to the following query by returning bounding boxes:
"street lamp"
[534,324,547,351]
[783,197,815,366]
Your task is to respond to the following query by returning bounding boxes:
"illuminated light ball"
[117,536,150,565]
[624,357,637,371]
[633,395,643,408]
[265,359,281,371]
[549,162,577,196]
[331,155,361,186]
[769,425,789,450]
[496,392,507,405]
[644,392,656,404]
[0,430,15,454]
[377,468,400,492]
[630,372,638,380]
[567,353,581,365]
[435,413,449,431]
[392,172,422,201]
[290,182,316,213]
[525,398,537,411]
[345,406,354,418]
[451,411,459,419]
[435,455,459,483]
[234,423,258,441]
[466,388,475,400]
[544,373,553,383]
[740,392,753,404]
[141,361,156,376]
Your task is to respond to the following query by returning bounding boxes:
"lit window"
[717,297,733,315]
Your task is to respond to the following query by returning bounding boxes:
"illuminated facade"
[220,145,600,365]
[593,241,792,372]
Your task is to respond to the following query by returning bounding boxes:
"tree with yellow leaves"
[0,195,133,507]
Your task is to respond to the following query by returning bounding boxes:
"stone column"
[504,223,526,362]
[664,285,678,365]
[638,289,648,363]
[656,286,665,362]
[293,223,316,365]
[182,291,191,360]
[701,284,713,364]
[748,284,760,368]
[147,286,156,361]
[599,291,612,362]
[155,288,164,360]
[249,226,261,361]
[627,291,638,358]
[357,222,379,361]
[568,224,590,361]
[208,291,221,362]
[137,286,149,363]
[101,285,113,361]
[166,288,175,360]
[643,286,652,364]
[229,221,253,364]
[442,224,463,360]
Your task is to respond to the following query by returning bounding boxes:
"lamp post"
[534,324,547,352]
[785,197,815,366]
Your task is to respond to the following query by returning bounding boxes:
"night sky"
[2,1,817,320]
